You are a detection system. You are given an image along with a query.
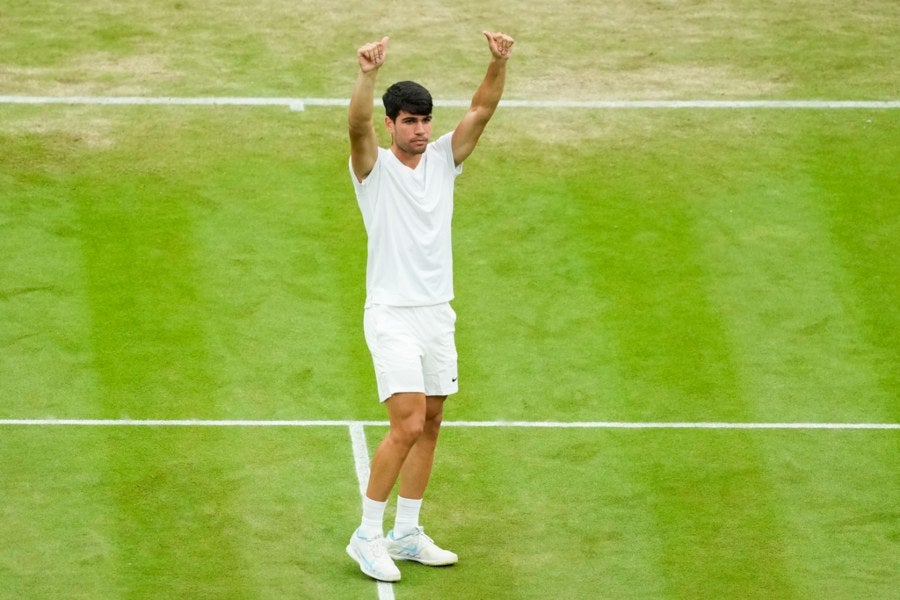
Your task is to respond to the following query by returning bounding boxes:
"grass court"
[1,1,898,598]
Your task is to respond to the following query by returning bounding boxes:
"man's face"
[386,110,432,155]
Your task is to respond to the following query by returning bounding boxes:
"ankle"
[393,496,423,535]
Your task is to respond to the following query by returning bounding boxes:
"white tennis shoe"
[386,526,458,566]
[346,528,401,582]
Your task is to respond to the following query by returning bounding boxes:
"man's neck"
[390,144,424,169]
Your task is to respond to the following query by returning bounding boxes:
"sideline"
[348,423,396,600]
[1,95,899,111]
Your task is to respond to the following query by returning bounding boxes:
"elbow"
[468,111,494,133]
[467,104,495,123]
[348,120,371,138]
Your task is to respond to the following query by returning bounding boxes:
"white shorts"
[363,303,459,402]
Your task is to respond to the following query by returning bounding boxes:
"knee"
[424,397,445,434]
[424,410,443,434]
[390,417,425,448]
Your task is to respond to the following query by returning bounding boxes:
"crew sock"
[393,496,423,537]
[359,496,387,538]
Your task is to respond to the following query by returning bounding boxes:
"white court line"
[444,421,900,430]
[348,423,372,498]
[348,423,395,600]
[0,418,387,427]
[0,419,896,429]
[1,95,899,110]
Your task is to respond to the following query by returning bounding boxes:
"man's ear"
[384,116,395,133]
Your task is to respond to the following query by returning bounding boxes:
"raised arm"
[451,32,515,166]
[349,36,389,182]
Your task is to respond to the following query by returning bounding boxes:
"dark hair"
[382,81,433,121]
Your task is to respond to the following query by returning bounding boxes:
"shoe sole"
[388,552,458,566]
[346,544,402,582]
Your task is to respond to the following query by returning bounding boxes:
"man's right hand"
[357,37,389,73]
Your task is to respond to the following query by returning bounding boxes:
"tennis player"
[345,31,514,582]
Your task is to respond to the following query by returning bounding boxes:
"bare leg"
[365,392,427,501]
[399,395,445,499]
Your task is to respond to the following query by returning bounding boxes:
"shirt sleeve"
[431,132,463,176]
[350,148,384,192]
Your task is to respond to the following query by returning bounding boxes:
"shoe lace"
[370,541,388,559]
[410,526,436,548]
[358,532,388,559]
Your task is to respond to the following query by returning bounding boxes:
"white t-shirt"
[350,132,462,307]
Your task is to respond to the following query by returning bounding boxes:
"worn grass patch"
[1,0,897,98]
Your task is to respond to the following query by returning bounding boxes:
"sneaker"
[346,528,401,582]
[386,526,459,566]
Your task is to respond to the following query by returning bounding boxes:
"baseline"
[1,95,899,111]
[0,419,896,429]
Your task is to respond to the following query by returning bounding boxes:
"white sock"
[360,496,387,538]
[394,496,423,536]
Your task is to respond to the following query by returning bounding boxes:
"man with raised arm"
[345,32,514,583]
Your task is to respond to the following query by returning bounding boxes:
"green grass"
[3,425,895,598]
[1,0,899,598]
[455,108,898,423]
[432,427,898,599]
[1,427,366,599]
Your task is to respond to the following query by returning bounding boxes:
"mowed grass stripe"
[632,431,797,597]
[425,427,899,599]
[682,110,898,423]
[183,108,374,419]
[73,130,218,417]
[575,115,744,423]
[99,430,253,599]
[0,427,372,599]
[0,125,100,416]
[811,114,900,418]
[1,429,122,599]
[67,117,253,596]
[757,429,900,597]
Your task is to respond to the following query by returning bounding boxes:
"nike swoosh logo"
[354,548,377,570]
